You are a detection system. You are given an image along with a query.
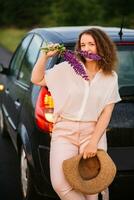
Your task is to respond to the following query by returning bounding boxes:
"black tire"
[20,146,39,200]
[0,107,8,138]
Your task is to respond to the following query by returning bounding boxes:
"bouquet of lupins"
[40,42,101,81]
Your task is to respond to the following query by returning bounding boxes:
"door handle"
[14,100,21,108]
[5,88,9,94]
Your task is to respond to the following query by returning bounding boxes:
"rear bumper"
[108,147,134,200]
[109,171,134,200]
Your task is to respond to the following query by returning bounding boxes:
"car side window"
[10,34,33,76]
[17,34,43,86]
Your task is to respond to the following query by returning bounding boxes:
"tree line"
[0,0,134,28]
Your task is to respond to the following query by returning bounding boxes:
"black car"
[0,26,134,200]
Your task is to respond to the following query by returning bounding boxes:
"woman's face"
[80,34,97,55]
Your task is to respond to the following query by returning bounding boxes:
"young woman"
[31,28,121,200]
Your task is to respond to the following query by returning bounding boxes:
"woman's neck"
[85,61,100,73]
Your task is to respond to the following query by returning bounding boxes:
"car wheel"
[0,108,8,138]
[20,146,38,200]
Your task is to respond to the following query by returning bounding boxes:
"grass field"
[0,28,27,52]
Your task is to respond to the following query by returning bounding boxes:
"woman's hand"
[83,140,98,159]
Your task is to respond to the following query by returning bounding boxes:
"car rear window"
[116,44,134,96]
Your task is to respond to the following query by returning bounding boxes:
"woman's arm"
[31,53,48,86]
[83,103,115,159]
[31,44,60,86]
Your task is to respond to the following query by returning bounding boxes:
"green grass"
[0,28,27,52]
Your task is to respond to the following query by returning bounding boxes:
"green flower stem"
[40,43,66,54]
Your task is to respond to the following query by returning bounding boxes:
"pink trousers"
[50,117,109,200]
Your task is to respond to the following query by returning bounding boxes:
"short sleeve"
[45,64,59,87]
[105,73,121,105]
[44,61,73,116]
[45,61,69,87]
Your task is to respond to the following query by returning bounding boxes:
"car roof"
[29,26,134,43]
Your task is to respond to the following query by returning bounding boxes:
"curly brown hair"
[75,28,118,74]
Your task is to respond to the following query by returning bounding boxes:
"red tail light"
[35,87,54,133]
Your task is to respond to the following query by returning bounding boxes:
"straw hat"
[62,149,116,195]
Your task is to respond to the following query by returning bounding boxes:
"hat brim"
[62,149,116,194]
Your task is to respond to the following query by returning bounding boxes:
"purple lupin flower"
[78,50,102,61]
[62,50,89,81]
[41,43,102,81]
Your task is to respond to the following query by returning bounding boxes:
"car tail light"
[35,87,54,133]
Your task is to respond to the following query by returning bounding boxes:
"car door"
[1,34,33,144]
[16,34,43,134]
[2,33,43,146]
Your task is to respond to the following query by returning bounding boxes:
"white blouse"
[45,61,121,122]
